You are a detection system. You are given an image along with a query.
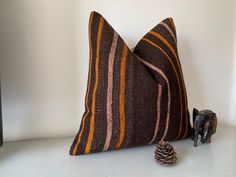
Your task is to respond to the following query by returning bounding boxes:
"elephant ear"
[193,108,199,115]
[212,113,217,134]
[193,108,199,122]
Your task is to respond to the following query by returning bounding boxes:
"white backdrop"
[0,0,236,142]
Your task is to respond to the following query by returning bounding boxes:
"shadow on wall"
[178,37,204,119]
[0,0,80,141]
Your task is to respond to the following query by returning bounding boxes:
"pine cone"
[155,140,177,166]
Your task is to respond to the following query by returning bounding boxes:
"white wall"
[0,0,235,142]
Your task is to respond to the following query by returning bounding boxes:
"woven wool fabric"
[70,11,191,155]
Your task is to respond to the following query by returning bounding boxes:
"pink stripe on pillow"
[103,32,119,151]
[160,22,177,44]
[137,57,171,140]
[149,84,162,144]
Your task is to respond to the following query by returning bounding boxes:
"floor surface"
[0,124,235,177]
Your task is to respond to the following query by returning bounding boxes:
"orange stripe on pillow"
[85,17,104,154]
[148,31,188,140]
[72,12,94,155]
[160,22,177,44]
[142,37,183,139]
[115,45,128,149]
[149,31,178,59]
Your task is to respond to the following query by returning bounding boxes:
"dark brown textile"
[70,11,191,155]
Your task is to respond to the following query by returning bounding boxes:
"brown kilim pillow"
[70,11,191,155]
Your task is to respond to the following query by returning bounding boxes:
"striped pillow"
[70,11,191,155]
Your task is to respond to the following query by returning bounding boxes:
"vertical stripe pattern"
[103,32,119,151]
[134,17,191,140]
[148,30,188,140]
[115,45,128,149]
[70,12,191,155]
[142,37,183,139]
[84,17,104,154]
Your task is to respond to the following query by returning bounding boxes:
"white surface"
[0,0,236,142]
[0,125,235,177]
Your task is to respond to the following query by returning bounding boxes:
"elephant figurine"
[192,108,217,147]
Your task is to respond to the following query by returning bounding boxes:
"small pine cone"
[155,140,177,166]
